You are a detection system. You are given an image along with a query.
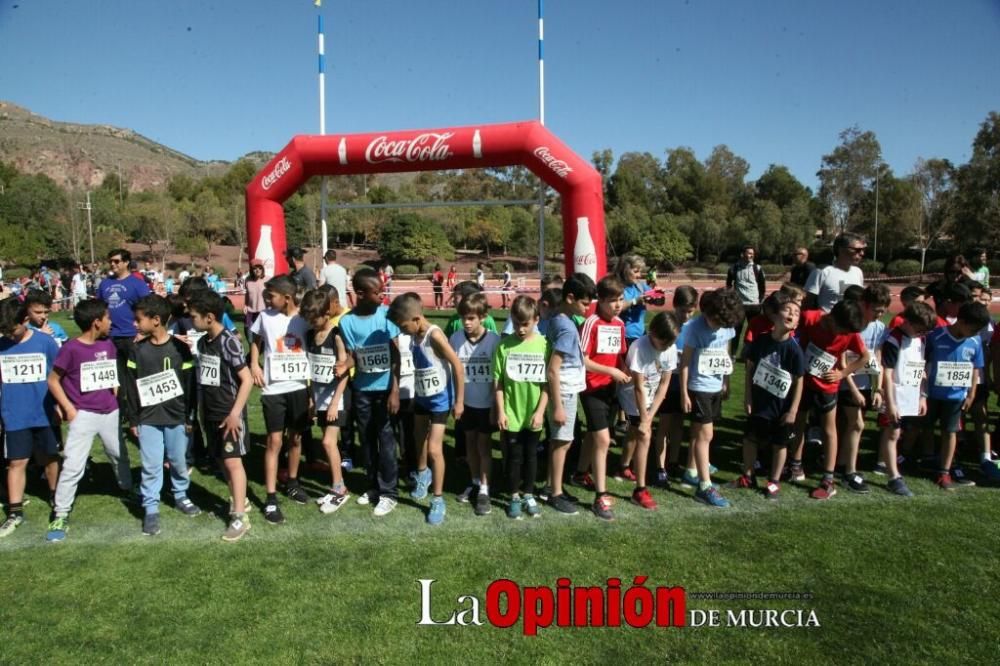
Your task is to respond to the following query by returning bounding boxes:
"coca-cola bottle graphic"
[473,130,482,159]
[573,217,598,280]
[255,224,276,277]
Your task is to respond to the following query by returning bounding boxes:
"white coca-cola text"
[365,133,455,164]
[575,252,597,267]
[261,157,292,191]
[533,146,574,178]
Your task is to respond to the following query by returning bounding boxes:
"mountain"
[0,101,239,191]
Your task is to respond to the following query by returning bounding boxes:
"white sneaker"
[317,491,350,515]
[356,491,373,506]
[373,496,397,517]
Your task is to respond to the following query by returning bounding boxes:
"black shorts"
[318,409,346,430]
[261,389,310,434]
[689,390,723,425]
[971,386,988,405]
[204,420,248,459]
[658,380,682,415]
[924,398,963,434]
[838,388,873,410]
[744,416,796,447]
[803,388,838,415]
[414,404,449,425]
[580,385,618,433]
[878,413,922,431]
[4,426,59,460]
[460,406,494,434]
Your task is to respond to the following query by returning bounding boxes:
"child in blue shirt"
[24,289,68,346]
[339,268,402,517]
[678,289,744,508]
[924,302,990,490]
[0,298,60,538]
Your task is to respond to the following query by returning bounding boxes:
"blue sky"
[1,0,998,190]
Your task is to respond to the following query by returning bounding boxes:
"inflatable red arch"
[245,120,605,280]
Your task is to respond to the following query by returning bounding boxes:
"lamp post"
[77,191,95,264]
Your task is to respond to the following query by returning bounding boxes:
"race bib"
[0,353,46,384]
[806,343,836,378]
[697,348,733,376]
[753,359,792,399]
[270,352,309,382]
[198,355,221,387]
[505,352,546,383]
[935,361,973,388]
[80,359,118,392]
[464,357,492,384]
[137,369,183,407]
[308,352,336,384]
[595,326,622,355]
[356,344,391,374]
[859,354,881,376]
[414,366,446,397]
[399,350,414,377]
[900,360,924,388]
[186,331,206,355]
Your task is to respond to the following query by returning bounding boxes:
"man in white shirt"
[318,249,350,304]
[804,232,867,312]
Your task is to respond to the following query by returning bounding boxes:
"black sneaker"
[561,488,579,503]
[950,466,976,487]
[286,483,310,505]
[548,494,578,515]
[142,513,161,536]
[176,497,202,517]
[537,485,553,502]
[263,503,285,525]
[844,473,871,494]
[474,492,491,516]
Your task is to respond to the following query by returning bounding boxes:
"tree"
[633,213,692,267]
[953,111,1000,251]
[661,147,709,215]
[909,158,956,271]
[606,152,664,212]
[817,126,883,234]
[192,190,229,262]
[755,164,811,209]
[377,213,455,265]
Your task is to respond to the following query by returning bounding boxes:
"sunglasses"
[109,258,123,264]
[847,246,867,254]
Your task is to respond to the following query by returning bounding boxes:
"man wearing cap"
[286,247,317,291]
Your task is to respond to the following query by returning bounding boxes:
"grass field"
[1,309,999,664]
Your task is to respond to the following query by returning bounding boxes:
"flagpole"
[536,0,545,280]
[318,9,329,257]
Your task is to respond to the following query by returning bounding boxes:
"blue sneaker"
[981,460,1000,483]
[695,486,730,508]
[427,496,446,525]
[341,458,353,472]
[681,469,699,487]
[709,463,718,475]
[507,496,523,520]
[410,468,431,500]
[46,516,68,542]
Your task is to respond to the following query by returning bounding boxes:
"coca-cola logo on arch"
[261,157,292,191]
[365,133,455,164]
[575,253,597,266]
[533,146,573,178]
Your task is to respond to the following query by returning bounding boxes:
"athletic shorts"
[838,388,873,410]
[803,388,838,415]
[204,420,248,459]
[546,392,580,441]
[744,415,796,447]
[580,385,618,433]
[658,380,682,415]
[317,409,346,430]
[971,386,988,405]
[261,388,310,434]
[461,406,494,435]
[877,413,922,431]
[414,404,449,425]
[688,390,723,425]
[924,398,963,434]
[4,426,59,460]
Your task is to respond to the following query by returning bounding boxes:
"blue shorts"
[4,426,59,460]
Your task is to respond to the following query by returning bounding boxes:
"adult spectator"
[319,249,349,304]
[927,253,975,303]
[966,248,990,286]
[97,248,151,407]
[70,265,88,306]
[244,260,267,343]
[725,245,766,352]
[202,265,223,293]
[142,261,160,286]
[177,266,191,286]
[286,247,317,292]
[803,232,866,312]
[789,247,816,288]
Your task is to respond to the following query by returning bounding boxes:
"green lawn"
[1,310,998,664]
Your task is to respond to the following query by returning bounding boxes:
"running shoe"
[631,487,657,510]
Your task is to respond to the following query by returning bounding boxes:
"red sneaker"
[631,487,657,510]
[620,467,637,482]
[809,478,837,500]
[936,472,954,491]
[728,474,758,489]
[571,472,595,490]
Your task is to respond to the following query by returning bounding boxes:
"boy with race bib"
[189,290,255,541]
[0,298,60,538]
[924,302,990,490]
[618,311,680,510]
[124,295,200,536]
[339,268,402,517]
[301,288,351,515]
[449,292,501,516]
[737,292,805,500]
[791,299,869,500]
[493,295,549,520]
[679,289,743,508]
[249,275,312,524]
[390,293,465,525]
[45,299,133,542]
[877,301,936,496]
